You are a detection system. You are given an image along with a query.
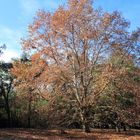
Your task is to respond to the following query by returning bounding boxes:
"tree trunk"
[5,99,11,127]
[6,105,11,127]
[128,125,131,130]
[115,124,120,132]
[122,123,126,131]
[27,97,31,128]
[80,111,91,133]
[82,122,90,133]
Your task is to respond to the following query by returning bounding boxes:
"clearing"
[0,128,140,140]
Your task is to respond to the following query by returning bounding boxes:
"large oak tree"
[12,0,140,132]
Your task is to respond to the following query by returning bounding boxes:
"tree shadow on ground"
[0,128,96,140]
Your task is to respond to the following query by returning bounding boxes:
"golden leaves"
[16,0,140,117]
[31,53,41,61]
[51,6,70,34]
[102,12,111,28]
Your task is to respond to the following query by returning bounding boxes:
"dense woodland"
[0,0,140,133]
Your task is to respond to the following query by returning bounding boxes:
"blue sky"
[0,0,140,62]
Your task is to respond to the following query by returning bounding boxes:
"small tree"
[0,62,13,127]
[11,54,47,128]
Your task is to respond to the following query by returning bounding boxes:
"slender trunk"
[82,122,90,133]
[115,126,120,132]
[5,98,11,127]
[123,125,126,131]
[123,124,126,131]
[128,125,131,130]
[1,87,11,127]
[1,78,13,127]
[28,96,31,128]
[115,123,120,132]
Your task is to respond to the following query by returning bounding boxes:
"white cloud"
[0,25,22,62]
[0,0,65,62]
[0,49,20,62]
[0,25,22,43]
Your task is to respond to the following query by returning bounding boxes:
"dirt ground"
[0,128,140,140]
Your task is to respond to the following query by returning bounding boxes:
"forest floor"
[0,128,140,140]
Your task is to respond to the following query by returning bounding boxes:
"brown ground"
[0,128,140,140]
